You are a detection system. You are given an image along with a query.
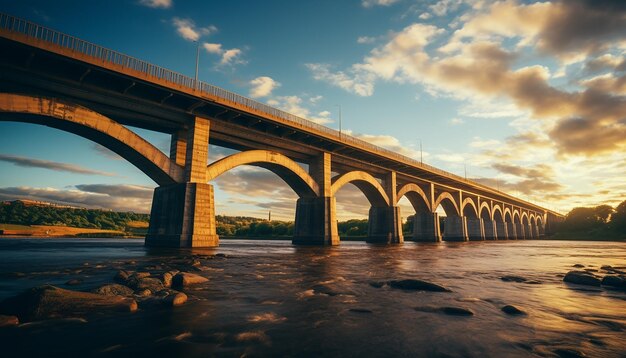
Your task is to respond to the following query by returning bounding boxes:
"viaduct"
[0,14,563,247]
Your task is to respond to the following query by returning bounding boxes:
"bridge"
[0,13,563,247]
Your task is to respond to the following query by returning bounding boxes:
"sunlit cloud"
[172,17,217,42]
[362,0,400,8]
[139,0,172,9]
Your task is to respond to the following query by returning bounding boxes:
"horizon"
[1,0,625,221]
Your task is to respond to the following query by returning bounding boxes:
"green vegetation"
[0,201,148,231]
[554,199,626,241]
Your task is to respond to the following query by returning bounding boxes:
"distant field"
[0,223,33,231]
[0,223,125,237]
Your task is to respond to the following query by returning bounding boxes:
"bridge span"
[0,14,563,247]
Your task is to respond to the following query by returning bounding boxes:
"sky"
[0,0,625,221]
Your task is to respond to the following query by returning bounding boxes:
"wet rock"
[114,270,131,283]
[584,268,598,273]
[92,284,134,297]
[553,347,586,358]
[524,280,542,285]
[132,272,151,279]
[172,272,208,288]
[312,284,340,296]
[601,265,613,271]
[65,279,82,286]
[388,279,451,292]
[414,306,473,316]
[0,285,137,321]
[162,272,173,288]
[135,277,165,292]
[601,275,624,288]
[501,305,525,315]
[349,308,373,314]
[164,292,188,306]
[369,281,385,288]
[500,275,527,283]
[563,271,601,287]
[136,289,152,297]
[572,264,585,268]
[0,314,19,327]
[215,253,227,258]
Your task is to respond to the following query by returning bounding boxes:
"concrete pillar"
[507,222,517,239]
[293,153,339,245]
[517,224,525,239]
[410,212,442,242]
[367,206,403,244]
[466,217,484,241]
[293,197,339,245]
[495,221,507,240]
[526,224,534,239]
[367,171,403,244]
[146,116,217,248]
[145,182,219,247]
[443,215,468,241]
[483,219,497,240]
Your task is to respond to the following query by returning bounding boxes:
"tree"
[594,205,614,224]
[611,200,626,231]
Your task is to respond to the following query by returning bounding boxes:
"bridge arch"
[504,208,513,223]
[479,202,491,221]
[396,183,430,213]
[433,192,460,216]
[492,205,504,222]
[462,198,479,218]
[0,93,183,185]
[206,150,319,198]
[331,171,389,207]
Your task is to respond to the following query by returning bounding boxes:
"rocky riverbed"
[0,238,625,357]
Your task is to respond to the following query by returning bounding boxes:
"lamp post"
[194,41,200,89]
[335,104,342,139]
[418,138,423,164]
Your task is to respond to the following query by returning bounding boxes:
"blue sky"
[1,0,625,220]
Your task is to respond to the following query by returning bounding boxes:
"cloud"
[0,154,115,176]
[267,95,333,125]
[249,76,280,98]
[419,12,432,20]
[362,0,400,8]
[202,42,244,66]
[172,18,217,42]
[357,36,376,44]
[0,185,154,213]
[139,0,172,9]
[91,144,122,160]
[306,63,375,97]
[429,0,463,17]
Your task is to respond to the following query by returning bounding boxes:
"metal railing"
[0,13,560,214]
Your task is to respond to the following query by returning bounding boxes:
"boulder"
[572,264,585,268]
[162,272,173,288]
[114,270,131,284]
[135,277,164,292]
[0,314,18,327]
[500,275,527,283]
[164,292,188,306]
[601,275,624,288]
[501,305,525,315]
[563,271,601,287]
[172,272,208,288]
[92,284,134,297]
[0,285,137,321]
[388,279,450,292]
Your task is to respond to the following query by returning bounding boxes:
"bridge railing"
[0,13,559,214]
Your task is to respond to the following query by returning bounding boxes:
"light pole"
[194,41,200,89]
[418,138,423,164]
[335,104,342,139]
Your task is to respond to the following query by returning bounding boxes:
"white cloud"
[429,0,463,17]
[172,18,217,42]
[266,95,333,125]
[202,42,245,66]
[249,76,281,98]
[362,0,400,8]
[419,12,432,20]
[306,63,375,97]
[357,36,376,44]
[449,117,465,125]
[203,43,222,54]
[139,0,172,9]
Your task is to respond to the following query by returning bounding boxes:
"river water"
[0,238,625,357]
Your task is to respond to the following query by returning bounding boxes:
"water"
[0,238,625,357]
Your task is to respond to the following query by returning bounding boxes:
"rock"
[414,306,473,316]
[162,272,173,288]
[369,281,385,288]
[132,272,151,279]
[553,348,586,358]
[563,271,601,287]
[601,275,624,288]
[114,270,131,283]
[500,275,527,283]
[601,265,613,270]
[136,289,152,297]
[524,280,542,285]
[312,284,340,296]
[388,279,451,292]
[65,279,82,286]
[0,285,137,321]
[92,284,134,297]
[0,315,19,327]
[215,253,227,258]
[135,277,164,292]
[572,264,585,268]
[164,292,188,306]
[172,272,208,288]
[501,305,525,315]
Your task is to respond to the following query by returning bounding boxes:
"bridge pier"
[146,182,219,247]
[443,215,468,241]
[495,221,508,240]
[483,219,497,240]
[367,206,404,244]
[293,197,340,245]
[410,212,442,242]
[466,218,484,241]
[506,223,517,239]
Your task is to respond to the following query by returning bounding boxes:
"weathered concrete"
[411,212,442,242]
[367,206,403,244]
[483,219,497,240]
[466,218,484,241]
[495,221,508,240]
[526,224,534,239]
[443,215,468,242]
[507,223,517,240]
[145,183,219,247]
[293,197,339,245]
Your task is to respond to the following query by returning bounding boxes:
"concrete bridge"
[0,14,563,247]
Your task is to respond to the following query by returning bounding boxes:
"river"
[0,238,625,357]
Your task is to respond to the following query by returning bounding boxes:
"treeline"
[557,199,626,240]
[0,201,149,231]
